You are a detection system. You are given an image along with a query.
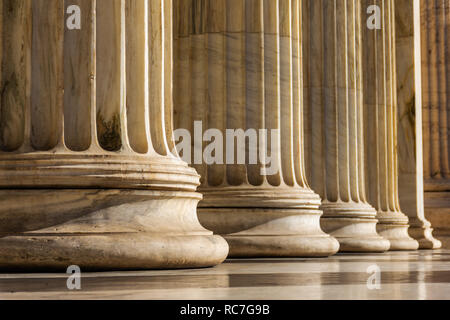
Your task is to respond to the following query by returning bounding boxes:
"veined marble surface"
[1,250,449,300]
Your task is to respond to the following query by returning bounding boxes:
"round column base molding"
[320,217,390,253]
[376,224,419,251]
[408,226,442,250]
[0,189,229,271]
[198,207,340,257]
[223,235,340,258]
[199,186,322,209]
[0,153,200,191]
[0,234,229,271]
[321,201,378,219]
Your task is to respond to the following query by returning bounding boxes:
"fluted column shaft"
[362,0,418,250]
[0,0,228,270]
[395,0,441,249]
[303,0,390,252]
[421,0,450,187]
[173,0,339,257]
[420,0,450,247]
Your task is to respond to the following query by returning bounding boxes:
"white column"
[395,0,442,249]
[0,0,228,270]
[303,0,390,252]
[420,0,450,247]
[173,0,339,257]
[362,0,418,250]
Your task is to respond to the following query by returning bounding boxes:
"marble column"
[173,0,339,257]
[0,0,228,270]
[420,0,450,248]
[362,0,418,250]
[303,0,390,252]
[395,0,442,249]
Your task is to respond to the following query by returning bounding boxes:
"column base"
[0,189,229,271]
[408,222,442,249]
[321,202,390,253]
[221,234,340,258]
[376,213,419,251]
[198,207,340,258]
[376,225,419,251]
[0,234,228,271]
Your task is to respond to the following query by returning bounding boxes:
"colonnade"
[0,0,442,270]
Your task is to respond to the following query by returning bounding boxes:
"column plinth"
[303,0,390,252]
[173,0,339,257]
[0,0,228,270]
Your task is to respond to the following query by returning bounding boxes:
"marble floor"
[0,250,449,300]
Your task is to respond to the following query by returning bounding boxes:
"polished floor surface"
[0,250,449,300]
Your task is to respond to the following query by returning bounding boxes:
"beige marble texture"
[395,0,442,249]
[0,0,228,270]
[420,0,450,248]
[362,0,418,251]
[173,0,339,257]
[303,0,390,252]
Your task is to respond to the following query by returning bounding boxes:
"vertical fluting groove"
[348,0,361,203]
[323,0,339,202]
[292,0,307,188]
[207,0,226,187]
[386,0,396,211]
[304,0,326,197]
[337,0,350,202]
[190,0,208,184]
[226,0,247,186]
[245,0,264,186]
[119,0,131,153]
[383,0,390,210]
[96,0,123,152]
[380,0,389,211]
[89,0,99,151]
[363,0,378,209]
[173,0,194,163]
[64,0,94,152]
[279,0,294,187]
[422,0,432,179]
[430,0,440,178]
[356,0,367,203]
[31,0,64,151]
[125,0,149,154]
[264,0,282,186]
[149,0,171,156]
[164,0,177,158]
[0,0,31,152]
[174,0,194,165]
[391,0,402,211]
